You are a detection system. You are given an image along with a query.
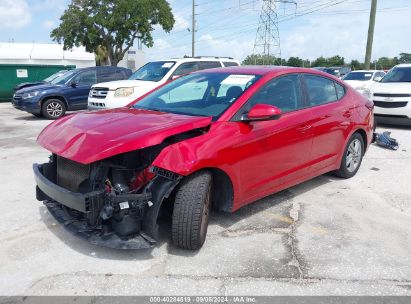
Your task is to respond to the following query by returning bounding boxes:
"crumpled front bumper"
[33,163,156,250]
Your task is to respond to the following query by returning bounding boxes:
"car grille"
[373,93,411,98]
[56,156,90,192]
[89,102,106,108]
[89,87,109,99]
[373,100,408,108]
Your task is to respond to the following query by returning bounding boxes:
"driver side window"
[242,74,302,114]
[73,70,97,86]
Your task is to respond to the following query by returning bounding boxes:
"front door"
[67,69,97,109]
[232,74,315,205]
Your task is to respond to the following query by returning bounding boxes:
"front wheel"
[42,99,66,120]
[172,171,212,250]
[334,133,364,178]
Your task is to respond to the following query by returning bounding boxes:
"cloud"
[154,38,172,50]
[0,0,31,29]
[197,34,253,60]
[173,13,190,32]
[43,20,55,29]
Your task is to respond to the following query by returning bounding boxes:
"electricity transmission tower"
[253,0,296,65]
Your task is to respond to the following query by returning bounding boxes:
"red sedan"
[33,66,374,250]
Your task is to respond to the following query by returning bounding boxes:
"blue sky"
[0,0,410,62]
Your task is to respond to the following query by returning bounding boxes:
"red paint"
[37,67,374,211]
[247,104,282,120]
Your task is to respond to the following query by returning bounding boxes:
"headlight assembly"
[22,91,39,99]
[114,87,134,98]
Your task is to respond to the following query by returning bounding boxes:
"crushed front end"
[33,148,181,250]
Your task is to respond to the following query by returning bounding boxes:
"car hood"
[92,79,159,90]
[344,80,371,89]
[17,83,62,93]
[371,82,411,94]
[37,107,212,164]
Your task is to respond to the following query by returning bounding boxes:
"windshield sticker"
[221,75,255,85]
[364,73,372,77]
[162,62,174,68]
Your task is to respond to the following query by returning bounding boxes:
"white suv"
[342,70,385,98]
[88,57,240,110]
[371,64,411,125]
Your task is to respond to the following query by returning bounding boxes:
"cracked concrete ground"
[0,103,410,296]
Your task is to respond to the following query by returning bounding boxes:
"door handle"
[297,124,312,133]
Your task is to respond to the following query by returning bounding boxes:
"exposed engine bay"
[33,128,207,249]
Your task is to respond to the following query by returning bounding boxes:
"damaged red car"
[33,66,374,250]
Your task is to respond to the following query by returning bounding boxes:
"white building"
[0,43,96,68]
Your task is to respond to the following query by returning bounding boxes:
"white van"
[88,57,240,110]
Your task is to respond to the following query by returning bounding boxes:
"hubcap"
[346,139,362,173]
[46,102,63,118]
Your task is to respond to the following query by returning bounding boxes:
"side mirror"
[171,75,180,80]
[70,81,78,88]
[374,76,382,82]
[242,104,282,122]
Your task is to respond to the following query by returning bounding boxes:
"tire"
[172,171,212,250]
[334,133,364,179]
[42,99,66,120]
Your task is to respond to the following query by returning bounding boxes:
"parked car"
[88,57,240,110]
[33,66,374,250]
[342,70,386,98]
[322,66,351,78]
[371,64,411,125]
[12,66,132,119]
[13,70,69,92]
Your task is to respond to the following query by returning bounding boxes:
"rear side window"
[335,83,345,99]
[98,68,118,82]
[303,75,339,106]
[223,61,239,67]
[198,61,221,70]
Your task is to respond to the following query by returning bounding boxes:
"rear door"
[232,74,316,203]
[301,74,350,171]
[67,69,97,109]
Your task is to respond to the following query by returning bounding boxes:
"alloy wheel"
[346,138,362,173]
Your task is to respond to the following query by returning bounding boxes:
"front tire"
[42,99,66,120]
[172,171,212,250]
[334,133,364,178]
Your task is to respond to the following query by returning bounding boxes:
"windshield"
[50,69,78,85]
[133,72,261,119]
[43,70,68,82]
[343,72,373,81]
[381,67,411,83]
[129,61,176,82]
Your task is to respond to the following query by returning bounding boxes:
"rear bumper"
[33,163,155,250]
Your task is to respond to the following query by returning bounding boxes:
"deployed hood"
[92,79,159,91]
[37,107,212,164]
[371,82,411,94]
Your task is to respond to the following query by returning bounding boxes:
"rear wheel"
[334,133,364,178]
[172,171,212,250]
[42,99,66,120]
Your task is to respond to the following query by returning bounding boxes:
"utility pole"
[364,0,377,69]
[192,0,196,57]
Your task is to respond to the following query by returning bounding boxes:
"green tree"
[51,0,175,66]
[286,57,303,67]
[242,54,282,65]
[376,57,398,69]
[327,55,345,66]
[399,53,411,63]
[311,56,327,67]
[350,59,363,70]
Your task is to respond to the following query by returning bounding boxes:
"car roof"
[349,70,382,72]
[395,64,411,68]
[193,65,326,76]
[154,57,239,63]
